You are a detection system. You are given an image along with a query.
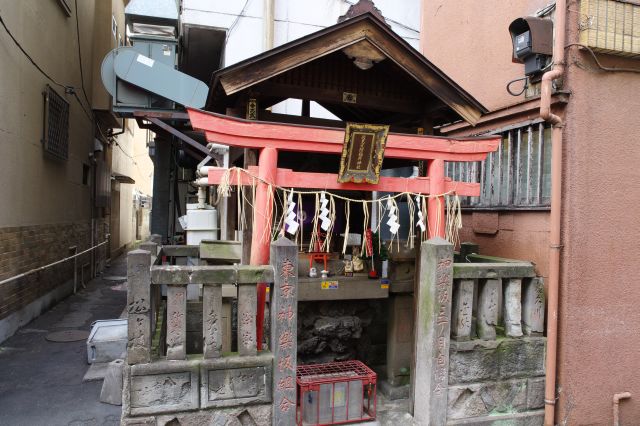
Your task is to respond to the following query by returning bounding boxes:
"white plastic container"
[86,319,127,364]
[185,208,218,245]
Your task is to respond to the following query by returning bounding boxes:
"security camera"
[509,17,553,77]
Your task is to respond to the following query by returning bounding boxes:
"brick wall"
[0,221,108,321]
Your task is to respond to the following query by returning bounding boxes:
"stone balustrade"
[451,254,545,342]
[412,240,546,426]
[149,264,273,359]
[121,239,295,426]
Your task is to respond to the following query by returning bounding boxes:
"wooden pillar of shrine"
[427,159,446,238]
[250,147,278,350]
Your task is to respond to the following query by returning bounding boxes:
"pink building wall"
[423,1,640,423]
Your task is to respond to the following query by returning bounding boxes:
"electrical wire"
[221,0,252,65]
[114,141,136,161]
[0,11,94,123]
[0,13,69,90]
[566,43,640,74]
[506,77,528,96]
[72,91,94,122]
[225,0,251,44]
[341,0,419,33]
[74,0,92,110]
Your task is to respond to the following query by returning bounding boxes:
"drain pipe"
[613,392,631,426]
[540,1,566,425]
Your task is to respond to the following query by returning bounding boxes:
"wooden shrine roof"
[205,12,487,130]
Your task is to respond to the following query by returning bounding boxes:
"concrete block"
[451,279,474,341]
[139,242,158,256]
[129,362,199,416]
[527,377,545,410]
[100,359,124,406]
[166,285,187,360]
[120,416,155,426]
[237,282,257,356]
[199,353,273,409]
[127,250,152,365]
[199,240,242,263]
[411,238,453,426]
[449,337,546,385]
[201,366,270,408]
[522,278,545,336]
[378,379,410,400]
[386,294,413,385]
[447,379,527,419]
[83,362,110,382]
[504,278,524,337]
[153,404,272,426]
[477,279,500,340]
[203,284,223,358]
[446,410,544,425]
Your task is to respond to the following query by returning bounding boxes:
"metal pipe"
[613,392,631,426]
[195,177,210,186]
[0,240,109,286]
[197,186,207,209]
[540,1,566,425]
[263,0,275,51]
[198,166,216,177]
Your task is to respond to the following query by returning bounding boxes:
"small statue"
[352,246,364,272]
[344,259,354,277]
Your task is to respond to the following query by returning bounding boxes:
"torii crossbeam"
[188,107,499,348]
[188,108,499,249]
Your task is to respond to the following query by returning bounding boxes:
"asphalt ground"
[0,255,127,426]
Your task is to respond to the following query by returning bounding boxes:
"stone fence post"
[126,249,152,365]
[270,237,298,425]
[411,238,453,426]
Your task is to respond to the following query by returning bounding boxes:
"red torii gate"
[188,107,500,347]
[188,108,500,244]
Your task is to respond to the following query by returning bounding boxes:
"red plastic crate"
[296,360,377,426]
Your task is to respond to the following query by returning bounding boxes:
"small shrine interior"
[186,7,498,384]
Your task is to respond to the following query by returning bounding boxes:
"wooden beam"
[258,110,344,128]
[188,108,500,162]
[147,117,212,158]
[255,81,425,115]
[215,17,485,125]
[207,166,481,197]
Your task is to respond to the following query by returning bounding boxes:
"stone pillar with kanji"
[270,237,298,425]
[411,238,454,425]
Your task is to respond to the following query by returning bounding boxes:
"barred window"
[446,122,552,209]
[42,85,70,161]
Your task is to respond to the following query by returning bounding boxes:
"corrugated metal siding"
[446,122,552,209]
[580,0,640,58]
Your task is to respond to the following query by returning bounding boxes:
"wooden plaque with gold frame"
[338,123,389,184]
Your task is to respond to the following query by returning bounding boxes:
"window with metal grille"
[446,121,552,209]
[42,85,70,161]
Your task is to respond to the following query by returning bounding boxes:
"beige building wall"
[111,119,154,250]
[0,0,153,342]
[0,0,96,226]
[0,0,100,341]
